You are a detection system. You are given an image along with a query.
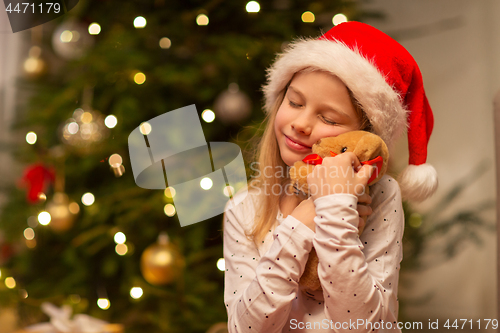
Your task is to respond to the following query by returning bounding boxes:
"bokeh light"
[223,185,235,197]
[201,109,215,123]
[114,232,126,244]
[200,177,213,190]
[246,1,260,13]
[38,211,51,225]
[26,132,37,144]
[217,258,225,271]
[164,204,176,217]
[81,193,95,206]
[332,13,348,26]
[115,243,128,256]
[301,11,315,23]
[109,154,123,167]
[88,23,101,35]
[5,277,16,289]
[159,37,172,49]
[134,72,146,85]
[130,287,143,299]
[164,187,176,198]
[68,202,80,214]
[139,122,152,135]
[134,16,147,28]
[97,298,110,310]
[23,228,35,240]
[196,14,209,26]
[19,289,28,299]
[105,115,117,128]
[60,30,73,43]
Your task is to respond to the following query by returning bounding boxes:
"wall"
[362,0,498,324]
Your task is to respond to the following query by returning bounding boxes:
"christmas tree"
[0,1,373,332]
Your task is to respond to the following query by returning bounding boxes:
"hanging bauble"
[59,108,110,154]
[52,19,94,60]
[45,192,78,232]
[213,83,252,124]
[23,46,48,78]
[20,163,55,204]
[140,232,185,286]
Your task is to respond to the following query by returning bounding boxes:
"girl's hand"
[290,197,316,232]
[306,152,374,201]
[357,192,373,232]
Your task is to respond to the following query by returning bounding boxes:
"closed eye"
[321,116,337,125]
[289,100,301,108]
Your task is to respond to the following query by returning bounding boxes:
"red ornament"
[20,164,55,203]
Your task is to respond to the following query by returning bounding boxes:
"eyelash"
[289,100,337,125]
[322,118,337,125]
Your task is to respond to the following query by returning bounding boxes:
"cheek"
[313,126,351,142]
[274,106,287,134]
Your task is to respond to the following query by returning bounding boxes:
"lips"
[285,135,311,150]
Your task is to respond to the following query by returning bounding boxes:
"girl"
[223,21,438,332]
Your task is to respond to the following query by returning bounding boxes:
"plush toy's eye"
[341,147,348,153]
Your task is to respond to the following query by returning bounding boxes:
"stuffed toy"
[289,130,389,291]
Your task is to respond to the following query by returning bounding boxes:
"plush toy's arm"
[312,175,403,332]
[223,194,316,333]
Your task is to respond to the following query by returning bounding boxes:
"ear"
[353,132,389,184]
[353,133,382,162]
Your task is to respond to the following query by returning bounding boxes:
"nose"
[291,111,313,135]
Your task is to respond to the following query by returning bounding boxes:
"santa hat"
[262,21,438,202]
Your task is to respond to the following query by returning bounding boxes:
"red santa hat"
[262,21,438,202]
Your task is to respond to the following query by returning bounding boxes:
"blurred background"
[0,0,497,332]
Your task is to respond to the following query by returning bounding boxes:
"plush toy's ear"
[353,132,389,184]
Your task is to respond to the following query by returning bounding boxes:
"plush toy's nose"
[316,139,322,145]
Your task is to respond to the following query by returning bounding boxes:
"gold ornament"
[213,83,252,124]
[23,46,47,78]
[45,192,78,232]
[140,232,185,285]
[51,19,94,60]
[59,107,110,153]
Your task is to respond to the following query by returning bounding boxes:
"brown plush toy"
[289,130,389,291]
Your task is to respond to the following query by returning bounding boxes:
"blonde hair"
[241,68,372,247]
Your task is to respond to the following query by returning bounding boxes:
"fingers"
[357,192,372,205]
[358,217,366,232]
[357,164,374,184]
[357,203,373,217]
[306,153,375,198]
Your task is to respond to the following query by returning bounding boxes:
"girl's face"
[274,70,361,167]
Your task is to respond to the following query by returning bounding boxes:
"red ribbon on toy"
[301,153,323,165]
[302,151,383,184]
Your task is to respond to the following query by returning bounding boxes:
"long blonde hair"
[243,68,371,247]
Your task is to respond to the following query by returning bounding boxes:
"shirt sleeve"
[312,176,404,332]
[223,196,316,333]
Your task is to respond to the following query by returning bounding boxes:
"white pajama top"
[223,175,404,332]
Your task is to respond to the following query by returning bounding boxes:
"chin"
[282,151,306,167]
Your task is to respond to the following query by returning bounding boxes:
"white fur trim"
[262,38,409,148]
[397,163,438,202]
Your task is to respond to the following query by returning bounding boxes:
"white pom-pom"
[397,163,438,202]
